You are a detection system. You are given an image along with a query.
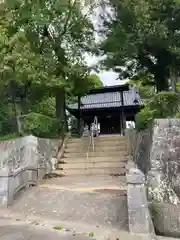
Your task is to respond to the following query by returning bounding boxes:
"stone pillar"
[127,163,155,235]
[0,168,10,207]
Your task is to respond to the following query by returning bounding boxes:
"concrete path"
[2,175,128,239]
[2,175,175,240]
[0,218,94,240]
[10,187,128,229]
[0,217,176,240]
[10,175,127,229]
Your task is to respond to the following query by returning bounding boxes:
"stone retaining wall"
[125,119,180,203]
[126,119,180,237]
[125,126,152,175]
[0,135,62,207]
[126,161,155,235]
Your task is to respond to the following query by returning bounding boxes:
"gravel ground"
[0,218,95,240]
[9,186,128,230]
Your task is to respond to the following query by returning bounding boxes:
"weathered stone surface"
[125,128,152,175]
[0,136,38,172]
[148,119,180,204]
[127,168,154,235]
[127,173,145,184]
[150,202,180,238]
[0,169,9,206]
[0,135,62,207]
[126,119,180,237]
[126,119,180,204]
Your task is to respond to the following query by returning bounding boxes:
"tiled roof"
[68,86,143,110]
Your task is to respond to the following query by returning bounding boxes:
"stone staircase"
[7,134,130,236]
[53,134,128,176]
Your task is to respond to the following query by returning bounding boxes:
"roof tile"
[68,86,143,110]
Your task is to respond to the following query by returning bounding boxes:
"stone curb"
[126,160,155,236]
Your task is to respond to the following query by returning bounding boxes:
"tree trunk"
[154,72,169,92]
[12,99,23,135]
[55,88,68,134]
[170,68,179,92]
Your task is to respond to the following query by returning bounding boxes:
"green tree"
[128,72,155,99]
[0,0,97,136]
[135,91,180,131]
[99,0,180,92]
[0,21,45,134]
[87,74,103,88]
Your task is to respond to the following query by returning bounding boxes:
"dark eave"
[88,84,129,94]
[67,85,143,112]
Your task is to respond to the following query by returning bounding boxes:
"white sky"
[98,71,128,86]
[85,54,127,86]
[84,4,128,87]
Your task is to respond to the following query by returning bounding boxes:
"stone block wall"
[126,119,180,237]
[148,119,180,204]
[37,137,61,180]
[0,135,62,207]
[126,119,180,204]
[125,126,152,175]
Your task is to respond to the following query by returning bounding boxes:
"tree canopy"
[99,0,180,92]
[0,0,101,138]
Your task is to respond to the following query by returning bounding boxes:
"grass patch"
[89,232,94,237]
[0,133,22,141]
[54,226,64,231]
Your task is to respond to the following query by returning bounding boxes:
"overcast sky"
[85,54,127,86]
[83,4,128,87]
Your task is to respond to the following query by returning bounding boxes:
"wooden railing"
[83,116,99,170]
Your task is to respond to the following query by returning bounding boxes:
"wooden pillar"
[119,110,122,135]
[120,90,125,135]
[78,95,80,135]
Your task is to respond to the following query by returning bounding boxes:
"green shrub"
[0,133,21,141]
[31,97,56,118]
[0,100,14,134]
[135,107,155,131]
[136,91,180,131]
[21,113,63,138]
[176,112,180,118]
[148,92,179,118]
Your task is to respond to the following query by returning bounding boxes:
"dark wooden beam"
[120,91,125,135]
[88,84,129,94]
[77,95,81,136]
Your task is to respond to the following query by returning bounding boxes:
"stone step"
[98,134,125,140]
[53,167,126,176]
[57,161,126,170]
[65,146,127,153]
[66,140,126,148]
[68,135,125,143]
[65,144,127,152]
[59,156,128,163]
[63,150,127,158]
